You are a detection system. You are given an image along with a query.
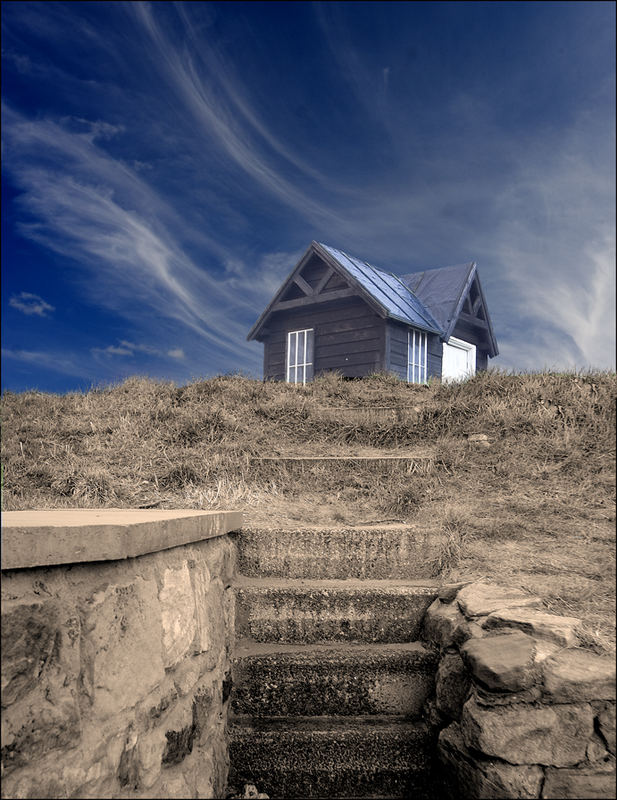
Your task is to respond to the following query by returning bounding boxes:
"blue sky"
[2,1,615,392]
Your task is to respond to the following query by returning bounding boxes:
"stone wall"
[421,581,616,799]
[1,510,240,799]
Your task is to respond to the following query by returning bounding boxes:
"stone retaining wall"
[1,510,241,799]
[421,581,616,799]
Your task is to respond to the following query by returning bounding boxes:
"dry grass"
[2,369,615,651]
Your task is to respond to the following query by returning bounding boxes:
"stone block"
[1,600,82,772]
[543,650,616,703]
[191,561,211,656]
[137,727,167,789]
[84,577,165,718]
[542,762,616,799]
[439,722,544,799]
[0,753,110,800]
[461,632,538,692]
[172,658,202,697]
[194,579,225,671]
[159,563,197,668]
[587,734,611,763]
[193,681,219,744]
[224,586,235,659]
[456,582,542,618]
[436,652,471,721]
[595,702,616,756]
[202,535,236,585]
[461,696,594,766]
[161,697,196,767]
[438,582,471,603]
[422,598,467,649]
[483,607,581,647]
[2,600,60,706]
[156,769,192,797]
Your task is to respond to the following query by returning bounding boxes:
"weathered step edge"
[235,579,439,644]
[235,525,446,579]
[228,716,437,800]
[231,641,439,717]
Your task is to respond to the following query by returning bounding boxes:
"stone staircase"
[227,523,443,798]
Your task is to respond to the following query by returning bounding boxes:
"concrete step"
[231,641,438,718]
[235,578,439,644]
[228,715,436,799]
[236,524,444,579]
[247,453,434,482]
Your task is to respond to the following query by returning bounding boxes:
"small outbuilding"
[247,241,498,384]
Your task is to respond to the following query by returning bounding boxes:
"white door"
[442,336,476,382]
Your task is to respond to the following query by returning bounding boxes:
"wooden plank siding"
[386,322,443,382]
[262,297,386,380]
[261,293,490,383]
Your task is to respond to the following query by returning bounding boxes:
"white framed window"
[442,336,476,382]
[408,329,428,384]
[286,328,314,384]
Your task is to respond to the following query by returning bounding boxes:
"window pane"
[306,330,314,365]
[288,332,296,369]
[305,362,314,382]
[297,331,305,363]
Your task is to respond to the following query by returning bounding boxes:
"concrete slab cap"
[1,508,243,570]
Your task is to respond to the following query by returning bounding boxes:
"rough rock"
[1,601,82,772]
[586,734,611,763]
[542,761,616,799]
[191,563,211,656]
[423,599,468,649]
[1,601,62,706]
[136,727,167,789]
[542,649,616,703]
[595,701,616,755]
[439,722,544,799]
[84,578,165,718]
[436,652,471,721]
[159,563,197,668]
[460,632,538,692]
[438,582,471,603]
[172,659,202,697]
[483,607,580,647]
[456,582,542,618]
[461,696,594,766]
[195,579,226,671]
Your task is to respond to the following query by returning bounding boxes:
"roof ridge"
[319,242,443,334]
[386,269,444,332]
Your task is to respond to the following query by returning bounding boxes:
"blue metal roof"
[318,243,443,334]
[401,262,475,331]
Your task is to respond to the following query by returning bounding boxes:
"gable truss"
[248,242,388,340]
[447,268,498,356]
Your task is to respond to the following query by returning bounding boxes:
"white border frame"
[286,328,314,385]
[442,335,476,382]
[407,329,428,384]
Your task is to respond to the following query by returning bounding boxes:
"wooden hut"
[247,241,498,383]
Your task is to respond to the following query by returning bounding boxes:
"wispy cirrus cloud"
[1,347,85,378]
[92,340,186,361]
[1,104,272,373]
[131,1,345,225]
[9,292,55,317]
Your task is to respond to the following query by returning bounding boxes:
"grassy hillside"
[2,370,615,652]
